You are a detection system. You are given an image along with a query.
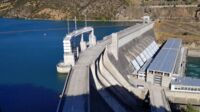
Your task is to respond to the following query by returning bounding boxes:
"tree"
[184,104,199,112]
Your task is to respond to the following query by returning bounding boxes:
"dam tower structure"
[56,23,96,74]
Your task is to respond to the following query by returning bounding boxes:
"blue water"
[0,18,133,112]
[185,57,200,78]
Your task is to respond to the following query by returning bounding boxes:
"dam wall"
[103,48,147,99]
[89,23,154,111]
[90,50,146,111]
[118,23,154,48]
[90,62,127,112]
[107,29,155,78]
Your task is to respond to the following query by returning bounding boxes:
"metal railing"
[56,68,73,112]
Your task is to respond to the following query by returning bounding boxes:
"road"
[148,5,197,8]
[149,85,171,112]
[61,38,110,112]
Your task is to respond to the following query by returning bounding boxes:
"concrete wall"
[90,50,145,111]
[162,76,172,88]
[187,49,200,57]
[108,30,155,77]
[64,53,75,66]
[104,48,147,99]
[99,53,141,109]
[90,62,127,112]
[147,73,172,87]
[89,23,156,111]
[147,73,154,84]
[118,23,154,48]
[165,90,200,105]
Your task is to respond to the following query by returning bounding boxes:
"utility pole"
[67,19,70,33]
[74,16,77,31]
[85,15,87,27]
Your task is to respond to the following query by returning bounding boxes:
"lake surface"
[0,18,134,112]
[185,57,200,78]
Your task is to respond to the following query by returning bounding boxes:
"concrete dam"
[56,19,200,112]
[90,24,155,112]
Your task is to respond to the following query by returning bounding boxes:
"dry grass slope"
[154,20,200,48]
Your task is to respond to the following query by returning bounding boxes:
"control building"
[146,38,182,87]
[171,77,200,93]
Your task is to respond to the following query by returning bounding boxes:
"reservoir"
[186,57,200,78]
[0,18,132,112]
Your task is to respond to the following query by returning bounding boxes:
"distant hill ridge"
[0,0,199,20]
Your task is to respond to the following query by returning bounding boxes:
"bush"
[184,104,199,112]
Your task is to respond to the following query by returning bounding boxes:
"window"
[165,73,169,77]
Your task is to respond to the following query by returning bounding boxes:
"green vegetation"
[184,104,199,112]
[14,0,27,7]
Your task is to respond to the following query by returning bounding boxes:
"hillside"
[154,20,200,48]
[0,0,130,20]
[0,0,200,20]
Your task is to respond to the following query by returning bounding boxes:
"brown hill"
[0,0,199,20]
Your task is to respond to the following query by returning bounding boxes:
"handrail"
[56,68,73,112]
[87,65,90,112]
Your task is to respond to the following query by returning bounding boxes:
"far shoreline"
[0,16,143,22]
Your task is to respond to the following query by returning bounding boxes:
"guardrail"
[87,65,90,112]
[56,69,73,112]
